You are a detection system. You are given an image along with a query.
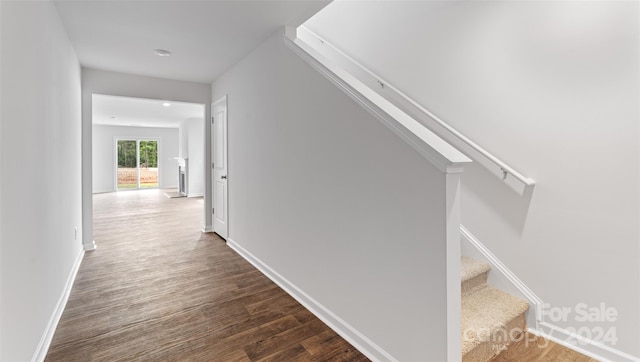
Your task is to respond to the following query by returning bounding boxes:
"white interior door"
[212,96,228,239]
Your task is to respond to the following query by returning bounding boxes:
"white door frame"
[113,137,161,191]
[212,95,229,239]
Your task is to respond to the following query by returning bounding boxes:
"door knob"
[221,175,227,179]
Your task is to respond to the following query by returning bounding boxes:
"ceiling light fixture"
[162,102,171,107]
[153,49,172,57]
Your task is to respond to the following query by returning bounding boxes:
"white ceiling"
[93,94,205,128]
[54,0,330,84]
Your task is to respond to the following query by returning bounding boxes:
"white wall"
[0,1,3,357]
[92,125,179,193]
[82,69,211,246]
[178,118,204,197]
[186,118,204,197]
[305,1,640,358]
[0,2,84,360]
[179,121,188,158]
[212,31,457,361]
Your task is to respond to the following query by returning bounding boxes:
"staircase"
[461,256,529,361]
[285,30,532,360]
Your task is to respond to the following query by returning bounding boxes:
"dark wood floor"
[46,189,368,361]
[46,189,598,362]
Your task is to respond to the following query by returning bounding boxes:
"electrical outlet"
[75,227,78,240]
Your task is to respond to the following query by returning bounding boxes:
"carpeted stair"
[461,256,529,362]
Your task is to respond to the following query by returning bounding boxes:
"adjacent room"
[92,94,205,198]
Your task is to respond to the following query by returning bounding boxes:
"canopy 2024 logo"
[542,302,618,346]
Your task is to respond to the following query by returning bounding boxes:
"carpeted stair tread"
[461,286,529,358]
[461,256,491,283]
[461,256,491,295]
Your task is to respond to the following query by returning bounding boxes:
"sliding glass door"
[138,140,158,188]
[117,140,137,189]
[117,139,158,190]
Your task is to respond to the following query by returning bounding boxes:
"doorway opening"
[90,93,208,250]
[116,139,159,190]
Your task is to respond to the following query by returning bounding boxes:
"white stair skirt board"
[32,249,85,362]
[460,226,542,329]
[226,238,397,362]
[461,226,638,362]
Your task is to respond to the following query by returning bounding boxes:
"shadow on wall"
[462,162,535,235]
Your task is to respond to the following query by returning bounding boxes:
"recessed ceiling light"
[162,102,171,107]
[154,49,172,57]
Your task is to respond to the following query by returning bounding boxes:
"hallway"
[46,189,366,361]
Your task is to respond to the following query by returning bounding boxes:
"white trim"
[187,193,204,198]
[201,225,213,233]
[83,240,97,251]
[284,28,470,174]
[227,238,397,362]
[113,136,162,192]
[445,173,462,361]
[461,226,639,361]
[296,26,534,188]
[32,249,84,362]
[531,324,640,362]
[460,225,542,326]
[211,95,229,239]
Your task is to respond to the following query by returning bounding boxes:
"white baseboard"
[531,323,640,362]
[201,225,213,233]
[32,248,84,362]
[226,238,396,362]
[83,240,96,251]
[187,193,204,198]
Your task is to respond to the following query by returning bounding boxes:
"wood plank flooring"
[45,189,367,361]
[491,332,598,362]
[46,189,599,362]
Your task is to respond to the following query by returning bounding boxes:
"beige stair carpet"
[461,257,529,362]
[461,256,491,296]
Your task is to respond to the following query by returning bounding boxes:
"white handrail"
[284,28,471,173]
[405,93,535,186]
[297,26,535,187]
